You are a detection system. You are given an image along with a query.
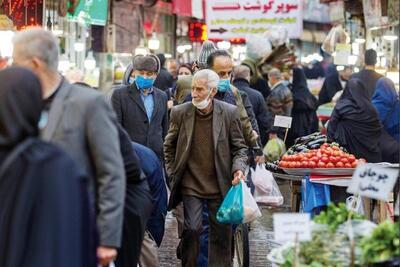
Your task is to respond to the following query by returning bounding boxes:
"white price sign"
[347,164,399,201]
[273,213,311,242]
[274,115,292,128]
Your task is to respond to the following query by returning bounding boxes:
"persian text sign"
[273,213,311,242]
[205,0,303,39]
[347,164,399,201]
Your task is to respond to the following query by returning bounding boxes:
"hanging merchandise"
[321,24,350,56]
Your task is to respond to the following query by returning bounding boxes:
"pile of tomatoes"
[279,143,366,169]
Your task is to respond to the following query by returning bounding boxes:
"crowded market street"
[0,1,399,267]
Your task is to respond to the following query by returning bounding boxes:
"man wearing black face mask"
[318,66,352,106]
[112,54,169,161]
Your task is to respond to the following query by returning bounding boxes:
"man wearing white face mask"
[164,69,247,267]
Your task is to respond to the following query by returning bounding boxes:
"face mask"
[192,90,212,110]
[135,75,155,90]
[217,79,230,93]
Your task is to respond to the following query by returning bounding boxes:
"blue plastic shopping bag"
[217,181,244,224]
[217,180,261,224]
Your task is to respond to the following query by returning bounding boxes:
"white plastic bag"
[241,180,262,223]
[253,165,284,206]
[346,195,364,215]
[253,164,274,193]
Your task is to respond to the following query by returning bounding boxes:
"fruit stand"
[266,132,398,221]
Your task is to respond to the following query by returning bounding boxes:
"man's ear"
[31,57,43,71]
[210,87,217,98]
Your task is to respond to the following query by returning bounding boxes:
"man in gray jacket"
[12,28,125,266]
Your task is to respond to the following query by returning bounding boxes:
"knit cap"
[198,40,217,69]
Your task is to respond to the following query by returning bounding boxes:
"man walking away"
[12,28,125,266]
[154,53,174,94]
[351,49,383,99]
[233,65,271,146]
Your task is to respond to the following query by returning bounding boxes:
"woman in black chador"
[287,67,319,147]
[0,67,94,267]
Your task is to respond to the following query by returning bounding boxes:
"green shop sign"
[68,0,109,26]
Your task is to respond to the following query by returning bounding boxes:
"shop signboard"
[205,0,303,39]
[68,0,109,26]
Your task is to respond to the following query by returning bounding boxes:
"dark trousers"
[181,195,232,267]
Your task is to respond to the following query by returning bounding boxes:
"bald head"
[233,65,251,82]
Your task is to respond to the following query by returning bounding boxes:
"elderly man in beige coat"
[164,69,247,267]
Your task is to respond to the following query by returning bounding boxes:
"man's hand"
[255,155,265,164]
[97,246,117,266]
[168,100,174,109]
[252,130,259,140]
[232,170,245,185]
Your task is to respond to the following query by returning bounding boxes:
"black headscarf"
[0,67,95,267]
[0,67,43,160]
[328,78,382,162]
[287,68,319,147]
[291,67,318,111]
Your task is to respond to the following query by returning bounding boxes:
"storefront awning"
[173,0,204,19]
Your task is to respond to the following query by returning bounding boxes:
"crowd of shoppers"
[0,27,398,267]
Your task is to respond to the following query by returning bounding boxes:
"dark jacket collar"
[233,78,250,87]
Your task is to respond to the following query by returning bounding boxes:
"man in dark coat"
[318,66,352,106]
[164,69,247,267]
[350,49,383,99]
[112,54,169,161]
[233,65,271,145]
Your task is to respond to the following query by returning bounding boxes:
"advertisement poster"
[205,0,303,39]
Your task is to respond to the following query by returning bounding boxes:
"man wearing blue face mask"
[112,54,169,162]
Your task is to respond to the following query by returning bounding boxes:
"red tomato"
[311,156,319,163]
[344,163,352,168]
[282,155,289,161]
[321,156,329,163]
[326,162,335,168]
[332,151,340,157]
[295,162,302,168]
[309,161,317,168]
[332,146,340,151]
[351,161,357,168]
[336,162,344,168]
[317,161,326,168]
[329,156,339,164]
[348,155,356,163]
[288,162,296,168]
[341,158,349,164]
[301,161,309,168]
